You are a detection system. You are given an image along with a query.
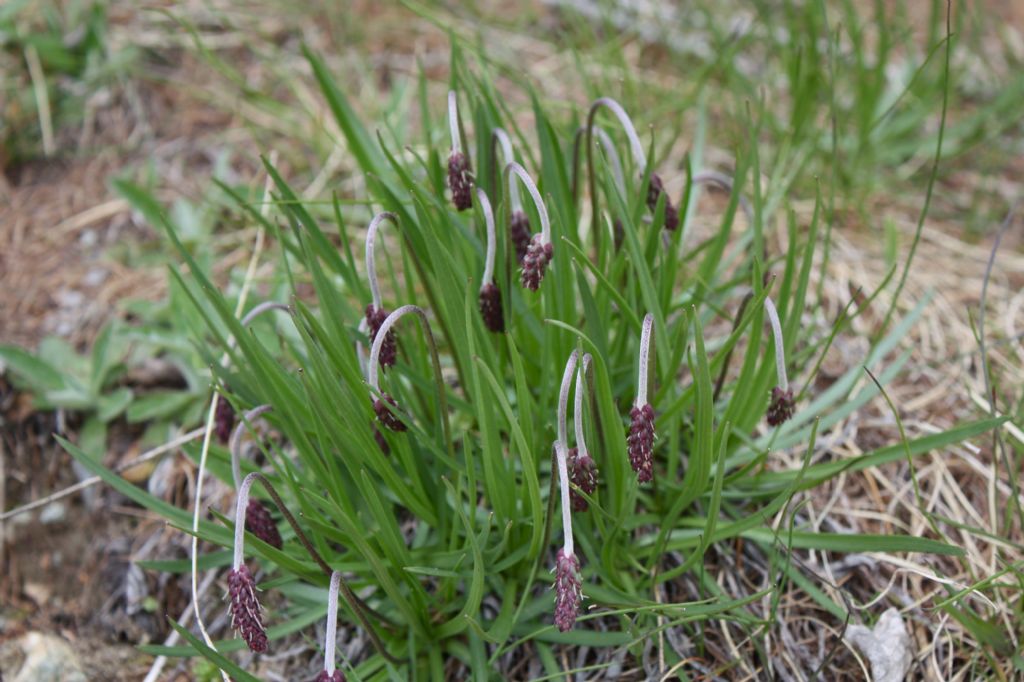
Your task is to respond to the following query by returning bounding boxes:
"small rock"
[845,608,913,682]
[12,632,87,682]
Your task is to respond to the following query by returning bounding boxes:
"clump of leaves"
[60,40,1000,680]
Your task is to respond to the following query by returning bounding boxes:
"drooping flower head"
[692,169,753,225]
[364,212,399,368]
[475,188,504,333]
[504,162,553,291]
[552,350,584,631]
[491,127,532,263]
[569,354,598,512]
[227,564,268,653]
[213,395,235,444]
[585,97,678,233]
[627,314,656,483]
[367,306,450,451]
[447,91,473,211]
[314,571,347,682]
[763,295,795,426]
[228,472,271,652]
[229,405,282,550]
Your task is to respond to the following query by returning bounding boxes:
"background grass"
[2,1,1023,680]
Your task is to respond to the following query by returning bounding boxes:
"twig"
[0,427,206,522]
[24,45,55,156]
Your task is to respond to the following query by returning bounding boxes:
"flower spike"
[553,350,584,631]
[365,212,399,368]
[492,128,531,262]
[229,404,282,550]
[447,91,473,211]
[314,571,347,682]
[763,295,795,426]
[229,472,270,653]
[585,97,677,234]
[476,188,504,333]
[504,162,553,290]
[367,306,454,458]
[569,354,598,512]
[627,314,656,483]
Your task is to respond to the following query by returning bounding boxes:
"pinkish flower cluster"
[627,403,655,483]
[521,235,553,291]
[448,151,473,211]
[553,549,582,632]
[245,499,282,550]
[509,209,532,263]
[227,565,268,653]
[478,282,504,333]
[315,672,346,682]
[373,393,406,432]
[365,305,396,368]
[645,173,678,231]
[567,447,598,512]
[767,386,795,426]
[214,396,236,444]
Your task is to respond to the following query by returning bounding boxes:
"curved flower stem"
[476,188,497,288]
[636,313,655,407]
[585,97,647,255]
[240,301,292,327]
[447,90,462,155]
[365,212,399,312]
[367,305,454,460]
[556,350,579,556]
[574,354,593,459]
[491,128,522,211]
[323,571,341,675]
[229,404,274,489]
[232,472,400,663]
[692,169,753,224]
[763,295,788,391]
[571,124,625,204]
[503,162,551,245]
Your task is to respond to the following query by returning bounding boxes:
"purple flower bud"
[767,386,795,426]
[478,282,504,333]
[646,173,678,231]
[373,422,390,455]
[567,447,598,512]
[553,549,582,632]
[227,565,268,653]
[521,235,553,291]
[509,209,532,263]
[214,397,236,444]
[315,671,346,682]
[448,151,473,211]
[245,498,282,550]
[627,403,655,483]
[373,393,406,432]
[366,305,397,368]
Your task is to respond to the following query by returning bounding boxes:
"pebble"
[11,632,87,682]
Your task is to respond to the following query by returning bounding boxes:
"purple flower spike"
[509,209,532,263]
[479,282,504,333]
[214,396,236,444]
[228,565,268,653]
[448,151,473,211]
[315,671,346,682]
[365,304,397,368]
[646,173,678,231]
[374,394,406,432]
[521,234,553,291]
[554,549,582,632]
[767,386,795,426]
[245,499,282,550]
[373,422,390,455]
[627,403,655,483]
[568,447,598,512]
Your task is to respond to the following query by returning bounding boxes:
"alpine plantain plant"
[62,42,1002,680]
